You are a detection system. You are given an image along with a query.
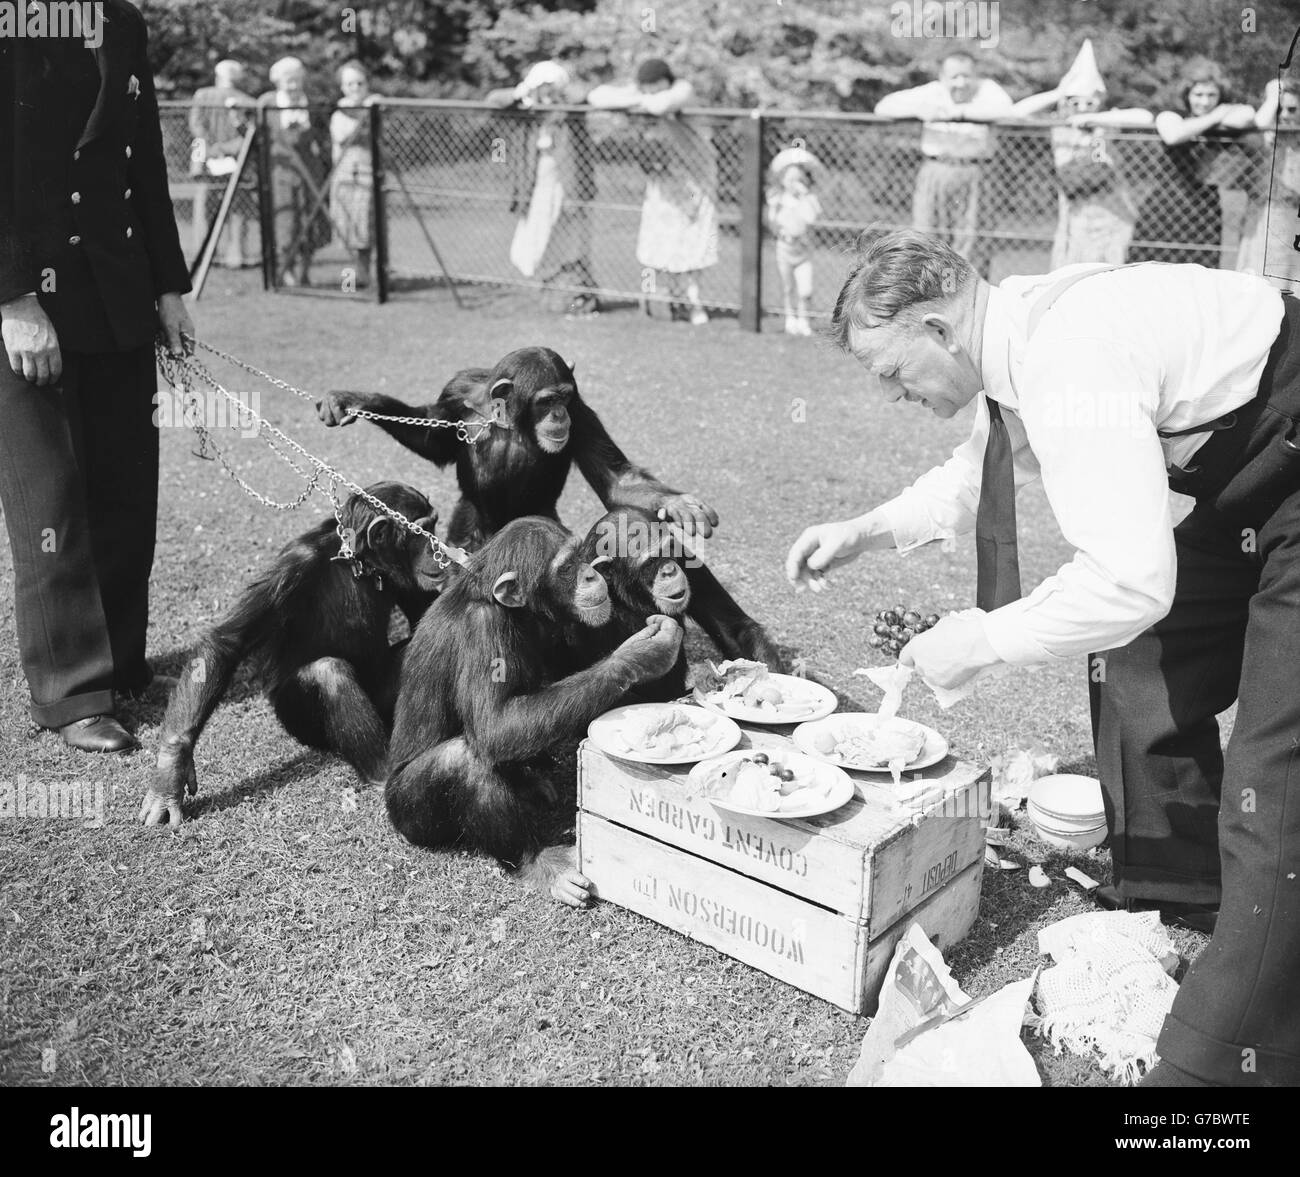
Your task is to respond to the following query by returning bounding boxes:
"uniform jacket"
[0,0,190,353]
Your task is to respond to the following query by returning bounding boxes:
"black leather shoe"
[1092,886,1217,933]
[60,715,138,753]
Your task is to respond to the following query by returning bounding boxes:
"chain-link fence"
[159,100,1300,324]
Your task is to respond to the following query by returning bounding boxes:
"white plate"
[587,703,742,765]
[792,713,949,773]
[688,749,855,820]
[692,673,838,725]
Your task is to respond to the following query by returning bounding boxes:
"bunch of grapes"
[868,604,940,659]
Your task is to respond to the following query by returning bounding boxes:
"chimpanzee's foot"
[518,845,592,908]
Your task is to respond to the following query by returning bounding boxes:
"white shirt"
[876,264,1285,664]
[875,79,1014,160]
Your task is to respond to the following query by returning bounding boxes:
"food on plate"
[615,706,717,759]
[701,660,817,716]
[699,751,831,814]
[815,718,927,769]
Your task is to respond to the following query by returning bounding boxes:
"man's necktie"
[975,396,1022,612]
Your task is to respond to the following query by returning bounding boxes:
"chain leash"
[156,343,470,571]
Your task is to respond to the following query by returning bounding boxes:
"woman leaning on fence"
[1128,58,1257,268]
[1011,40,1153,267]
[259,56,332,287]
[488,61,600,316]
[587,58,719,325]
[330,61,378,289]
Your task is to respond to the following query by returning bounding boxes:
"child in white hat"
[766,146,823,335]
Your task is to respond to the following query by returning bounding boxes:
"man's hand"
[657,493,718,538]
[157,292,195,358]
[898,613,1000,690]
[1,293,62,386]
[785,516,878,592]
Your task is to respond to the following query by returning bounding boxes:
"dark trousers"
[0,347,159,727]
[1090,302,1300,1085]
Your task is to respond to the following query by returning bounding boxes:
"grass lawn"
[0,274,1208,1086]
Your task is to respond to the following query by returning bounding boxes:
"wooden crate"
[577,728,990,1015]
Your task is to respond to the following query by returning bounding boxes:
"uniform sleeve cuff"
[981,604,1054,666]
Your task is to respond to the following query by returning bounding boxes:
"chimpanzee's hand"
[615,614,683,680]
[657,493,718,538]
[139,746,198,827]
[316,391,359,426]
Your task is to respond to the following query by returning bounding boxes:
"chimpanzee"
[384,515,683,905]
[316,346,716,547]
[139,483,444,827]
[316,345,784,668]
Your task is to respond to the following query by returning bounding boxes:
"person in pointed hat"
[1012,40,1153,267]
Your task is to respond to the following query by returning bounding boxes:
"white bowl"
[1029,773,1106,821]
[1029,821,1108,852]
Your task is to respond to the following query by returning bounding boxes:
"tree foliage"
[145,0,1300,110]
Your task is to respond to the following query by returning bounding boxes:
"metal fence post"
[370,102,389,305]
[257,103,274,292]
[738,110,764,333]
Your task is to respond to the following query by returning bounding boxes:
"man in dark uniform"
[0,0,194,752]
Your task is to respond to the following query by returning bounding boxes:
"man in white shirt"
[786,228,1300,1087]
[876,53,1013,273]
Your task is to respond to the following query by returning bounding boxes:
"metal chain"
[190,337,497,443]
[156,345,469,570]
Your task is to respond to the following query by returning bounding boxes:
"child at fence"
[1235,79,1300,288]
[765,147,822,335]
[330,61,378,289]
[588,58,719,325]
[488,61,600,316]
[1011,41,1153,268]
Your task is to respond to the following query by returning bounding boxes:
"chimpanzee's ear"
[492,570,526,608]
[489,377,513,399]
[363,515,395,554]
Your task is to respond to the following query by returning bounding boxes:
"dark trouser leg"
[1089,504,1255,906]
[72,347,160,694]
[1157,489,1300,1085]
[0,354,116,726]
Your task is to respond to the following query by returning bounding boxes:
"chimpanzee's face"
[531,385,573,454]
[640,556,690,616]
[553,544,611,626]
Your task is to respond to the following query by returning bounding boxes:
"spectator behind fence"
[875,51,1013,275]
[1129,58,1257,267]
[189,59,257,267]
[766,146,823,336]
[588,58,719,325]
[1011,40,1153,268]
[1235,79,1300,288]
[330,61,378,290]
[0,0,195,752]
[488,60,600,316]
[259,56,331,286]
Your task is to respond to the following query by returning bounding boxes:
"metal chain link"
[156,344,469,570]
[190,337,497,443]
